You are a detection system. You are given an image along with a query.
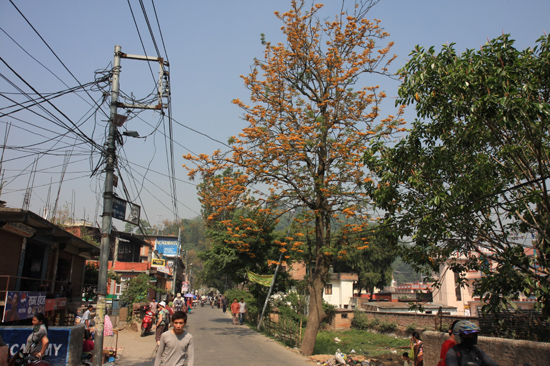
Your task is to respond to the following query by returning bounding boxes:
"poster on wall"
[0,327,71,365]
[155,238,178,256]
[2,291,46,322]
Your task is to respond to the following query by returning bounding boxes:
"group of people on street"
[146,295,194,366]
[403,320,499,366]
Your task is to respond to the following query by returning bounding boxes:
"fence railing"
[479,310,550,342]
[259,314,302,348]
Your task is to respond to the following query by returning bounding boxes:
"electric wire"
[150,0,170,64]
[0,57,103,150]
[7,1,109,119]
[126,0,157,84]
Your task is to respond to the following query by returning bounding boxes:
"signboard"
[112,198,126,220]
[0,326,71,365]
[155,238,178,256]
[1,222,36,238]
[151,258,166,267]
[156,266,171,275]
[181,281,189,293]
[112,198,140,225]
[3,292,46,322]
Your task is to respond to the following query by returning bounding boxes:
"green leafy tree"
[120,273,155,306]
[334,227,397,297]
[366,34,550,317]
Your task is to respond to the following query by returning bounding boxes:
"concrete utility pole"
[93,45,121,366]
[93,45,169,366]
[172,227,181,294]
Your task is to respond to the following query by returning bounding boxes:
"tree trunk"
[300,258,329,355]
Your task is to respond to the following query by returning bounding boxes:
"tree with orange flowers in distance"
[183,0,405,355]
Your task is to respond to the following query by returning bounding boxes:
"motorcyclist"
[445,320,498,366]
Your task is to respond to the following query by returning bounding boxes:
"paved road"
[115,304,313,366]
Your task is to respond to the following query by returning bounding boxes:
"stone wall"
[362,310,478,332]
[423,330,550,366]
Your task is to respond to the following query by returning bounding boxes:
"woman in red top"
[437,320,459,366]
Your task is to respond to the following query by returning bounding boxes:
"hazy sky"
[1,0,548,229]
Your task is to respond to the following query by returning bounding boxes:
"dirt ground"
[308,353,403,366]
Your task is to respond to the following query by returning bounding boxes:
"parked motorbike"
[141,306,154,337]
[9,350,50,366]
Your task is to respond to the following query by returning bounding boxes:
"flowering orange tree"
[183,0,404,354]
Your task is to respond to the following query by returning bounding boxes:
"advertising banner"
[151,258,166,267]
[246,270,274,287]
[181,281,189,293]
[0,326,71,365]
[155,238,178,256]
[3,292,46,322]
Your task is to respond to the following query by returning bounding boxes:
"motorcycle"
[9,349,49,366]
[141,305,154,337]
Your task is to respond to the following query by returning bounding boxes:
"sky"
[1,0,549,230]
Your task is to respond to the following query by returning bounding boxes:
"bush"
[377,320,398,333]
[351,311,380,330]
[406,323,417,332]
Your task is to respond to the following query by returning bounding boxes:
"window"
[325,284,333,295]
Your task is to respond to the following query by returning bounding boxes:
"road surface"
[114,304,313,366]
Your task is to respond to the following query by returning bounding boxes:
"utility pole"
[172,227,181,294]
[93,45,121,366]
[92,45,169,366]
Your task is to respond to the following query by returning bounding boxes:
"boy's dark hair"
[402,352,409,358]
[171,311,188,323]
[87,305,93,309]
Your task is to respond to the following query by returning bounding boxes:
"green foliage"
[406,323,417,333]
[224,289,258,322]
[83,262,98,286]
[108,270,121,284]
[366,33,550,318]
[313,329,409,356]
[334,225,398,296]
[392,256,423,285]
[120,273,154,306]
[351,311,380,330]
[378,320,398,333]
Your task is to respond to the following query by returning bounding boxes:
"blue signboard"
[3,292,46,322]
[0,326,71,366]
[155,239,178,256]
[112,198,126,220]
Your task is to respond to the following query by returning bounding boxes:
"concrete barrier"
[0,324,85,366]
[422,330,550,366]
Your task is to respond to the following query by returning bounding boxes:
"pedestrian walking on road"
[149,298,158,316]
[173,294,184,312]
[221,296,229,313]
[238,298,247,325]
[156,301,169,346]
[230,298,239,325]
[154,311,194,366]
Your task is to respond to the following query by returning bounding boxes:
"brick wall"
[331,309,355,329]
[361,311,478,332]
[423,330,550,366]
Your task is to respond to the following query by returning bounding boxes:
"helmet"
[452,320,479,344]
[159,301,166,307]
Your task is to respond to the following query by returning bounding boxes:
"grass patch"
[313,329,409,357]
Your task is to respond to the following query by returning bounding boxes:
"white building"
[323,272,358,309]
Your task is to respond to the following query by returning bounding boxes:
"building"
[0,207,99,324]
[323,272,358,309]
[432,250,537,316]
[69,225,185,303]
